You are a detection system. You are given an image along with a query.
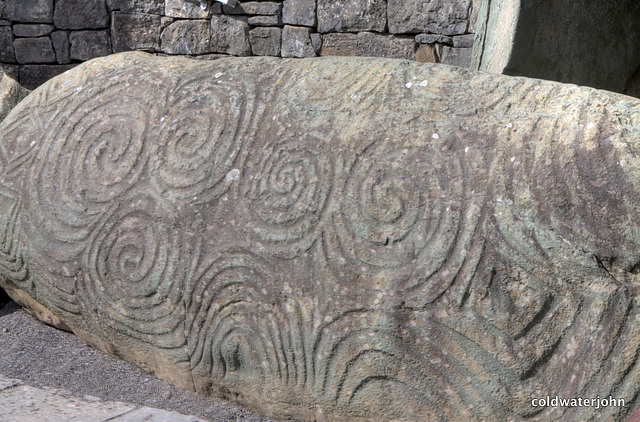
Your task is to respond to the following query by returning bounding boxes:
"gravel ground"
[0,301,294,422]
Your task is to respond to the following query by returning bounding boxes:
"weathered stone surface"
[283,0,316,27]
[223,2,281,15]
[3,0,53,23]
[0,64,18,81]
[12,24,54,37]
[441,46,471,67]
[452,33,474,48]
[416,33,453,45]
[247,15,281,26]
[321,32,415,60]
[0,26,14,63]
[4,52,640,421]
[210,15,251,56]
[164,0,218,18]
[161,20,211,55]
[388,0,471,35]
[107,0,164,14]
[471,0,640,96]
[112,12,162,53]
[281,25,315,58]
[249,27,281,56]
[317,0,386,33]
[0,69,28,123]
[14,37,56,64]
[51,31,70,64]
[18,63,75,89]
[69,30,112,61]
[53,0,109,30]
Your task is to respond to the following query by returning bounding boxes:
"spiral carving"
[187,253,282,386]
[332,140,467,278]
[77,194,192,348]
[23,79,159,273]
[241,136,333,258]
[151,75,247,204]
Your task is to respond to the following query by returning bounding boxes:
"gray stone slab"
[13,37,56,64]
[18,63,76,89]
[415,33,453,45]
[388,0,471,35]
[107,0,164,14]
[53,0,109,30]
[0,68,29,123]
[247,15,282,26]
[223,2,281,15]
[440,46,472,67]
[69,30,112,61]
[249,27,281,56]
[281,25,315,57]
[164,0,218,18]
[452,34,474,48]
[161,20,211,55]
[283,0,316,27]
[0,26,14,62]
[51,30,71,64]
[317,0,386,33]
[471,0,640,96]
[210,15,251,56]
[12,24,54,37]
[111,12,162,53]
[3,0,53,23]
[321,32,416,60]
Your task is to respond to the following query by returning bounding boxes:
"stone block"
[210,15,251,56]
[310,32,322,53]
[283,0,316,26]
[54,0,109,30]
[223,2,281,15]
[414,43,437,63]
[0,64,19,81]
[107,0,164,14]
[281,25,315,58]
[0,26,14,63]
[51,31,70,64]
[388,0,471,35]
[317,0,386,33]
[12,24,54,37]
[3,0,53,23]
[247,15,282,26]
[321,32,415,60]
[14,37,56,64]
[441,46,471,67]
[69,30,112,61]
[415,33,452,45]
[19,63,75,89]
[112,12,162,53]
[165,0,218,18]
[453,34,475,48]
[161,20,211,55]
[0,20,9,26]
[249,26,281,56]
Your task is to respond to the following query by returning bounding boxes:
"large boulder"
[0,52,639,421]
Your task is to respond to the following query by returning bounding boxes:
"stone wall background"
[0,0,479,89]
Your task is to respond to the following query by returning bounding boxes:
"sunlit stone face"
[0,52,639,421]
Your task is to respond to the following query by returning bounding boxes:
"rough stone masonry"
[1,52,640,421]
[0,0,479,89]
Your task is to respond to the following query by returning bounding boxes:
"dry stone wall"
[0,0,478,89]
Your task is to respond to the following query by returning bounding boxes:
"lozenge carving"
[0,52,640,421]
